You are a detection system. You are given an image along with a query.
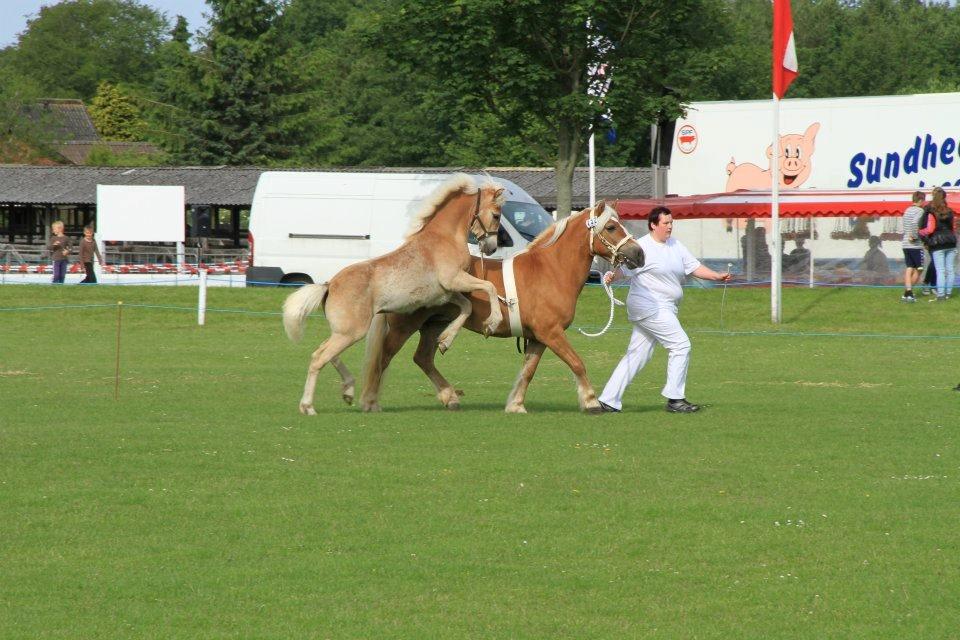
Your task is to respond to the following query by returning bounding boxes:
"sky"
[0,0,210,49]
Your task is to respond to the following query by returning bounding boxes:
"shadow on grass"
[783,286,844,324]
[359,401,669,414]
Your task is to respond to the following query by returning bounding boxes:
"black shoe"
[598,400,621,413]
[666,398,700,413]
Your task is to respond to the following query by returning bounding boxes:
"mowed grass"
[1,283,957,639]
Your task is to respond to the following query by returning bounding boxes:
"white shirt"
[619,234,701,320]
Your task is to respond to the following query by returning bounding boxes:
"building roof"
[0,165,654,208]
[22,99,100,142]
[55,141,163,166]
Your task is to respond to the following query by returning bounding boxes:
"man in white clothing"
[598,206,731,413]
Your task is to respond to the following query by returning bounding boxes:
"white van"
[246,171,554,285]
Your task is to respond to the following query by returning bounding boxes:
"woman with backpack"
[919,186,957,301]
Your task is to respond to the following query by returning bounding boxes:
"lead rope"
[578,278,624,337]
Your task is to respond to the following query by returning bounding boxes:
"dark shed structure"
[0,165,654,246]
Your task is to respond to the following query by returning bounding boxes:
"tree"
[12,0,166,100]
[165,0,296,164]
[375,0,728,215]
[88,81,147,140]
[0,64,56,163]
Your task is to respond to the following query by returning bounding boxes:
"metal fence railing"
[1,244,249,279]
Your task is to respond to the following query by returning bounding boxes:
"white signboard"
[96,184,185,242]
[669,92,960,196]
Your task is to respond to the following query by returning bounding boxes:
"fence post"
[198,267,208,326]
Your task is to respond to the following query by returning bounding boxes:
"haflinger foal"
[359,201,644,413]
[283,173,506,415]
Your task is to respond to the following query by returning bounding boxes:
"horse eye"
[605,224,616,231]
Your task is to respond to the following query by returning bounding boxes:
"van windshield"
[502,201,554,241]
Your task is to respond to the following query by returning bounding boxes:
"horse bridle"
[586,205,634,268]
[470,189,498,243]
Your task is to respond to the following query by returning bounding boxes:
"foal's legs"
[329,356,355,405]
[504,339,547,414]
[359,318,419,413]
[436,292,474,355]
[300,330,367,415]
[443,271,504,338]
[413,321,462,409]
[537,329,602,413]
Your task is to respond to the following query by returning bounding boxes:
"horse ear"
[595,200,606,214]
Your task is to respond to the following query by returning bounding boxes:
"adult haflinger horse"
[283,173,506,415]
[359,201,644,413]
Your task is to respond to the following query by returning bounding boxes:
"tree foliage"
[6,0,960,181]
[88,81,147,140]
[373,0,729,215]
[11,0,166,100]
[160,0,297,165]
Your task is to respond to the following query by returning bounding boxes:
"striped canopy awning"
[616,188,960,219]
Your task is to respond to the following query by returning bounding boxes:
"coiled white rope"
[578,281,624,337]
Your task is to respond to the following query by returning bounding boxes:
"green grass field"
[1,283,957,639]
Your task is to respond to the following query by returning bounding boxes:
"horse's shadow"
[356,401,664,414]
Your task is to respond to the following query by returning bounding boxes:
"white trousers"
[599,308,691,409]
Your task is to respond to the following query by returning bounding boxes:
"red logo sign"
[677,124,698,154]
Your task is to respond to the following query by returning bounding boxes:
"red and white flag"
[772,0,798,99]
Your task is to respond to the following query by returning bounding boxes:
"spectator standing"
[918,186,957,300]
[46,220,71,284]
[77,225,104,284]
[900,191,925,302]
[597,206,730,414]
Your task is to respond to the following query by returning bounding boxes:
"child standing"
[77,225,104,284]
[47,220,71,284]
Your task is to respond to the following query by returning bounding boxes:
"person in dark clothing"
[77,225,104,284]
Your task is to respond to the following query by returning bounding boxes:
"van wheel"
[281,274,313,286]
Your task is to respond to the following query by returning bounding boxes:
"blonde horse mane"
[524,216,572,251]
[521,202,622,254]
[405,173,503,239]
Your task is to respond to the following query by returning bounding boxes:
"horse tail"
[282,283,329,342]
[361,313,390,393]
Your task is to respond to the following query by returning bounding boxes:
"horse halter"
[586,205,634,267]
[470,188,498,243]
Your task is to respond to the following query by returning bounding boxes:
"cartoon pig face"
[767,122,819,188]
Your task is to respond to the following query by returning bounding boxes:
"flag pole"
[588,133,597,206]
[771,95,782,324]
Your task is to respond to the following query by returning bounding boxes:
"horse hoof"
[504,404,527,414]
[455,389,465,397]
[299,403,316,416]
[362,402,382,413]
[585,404,604,415]
[342,393,354,406]
[446,401,461,411]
